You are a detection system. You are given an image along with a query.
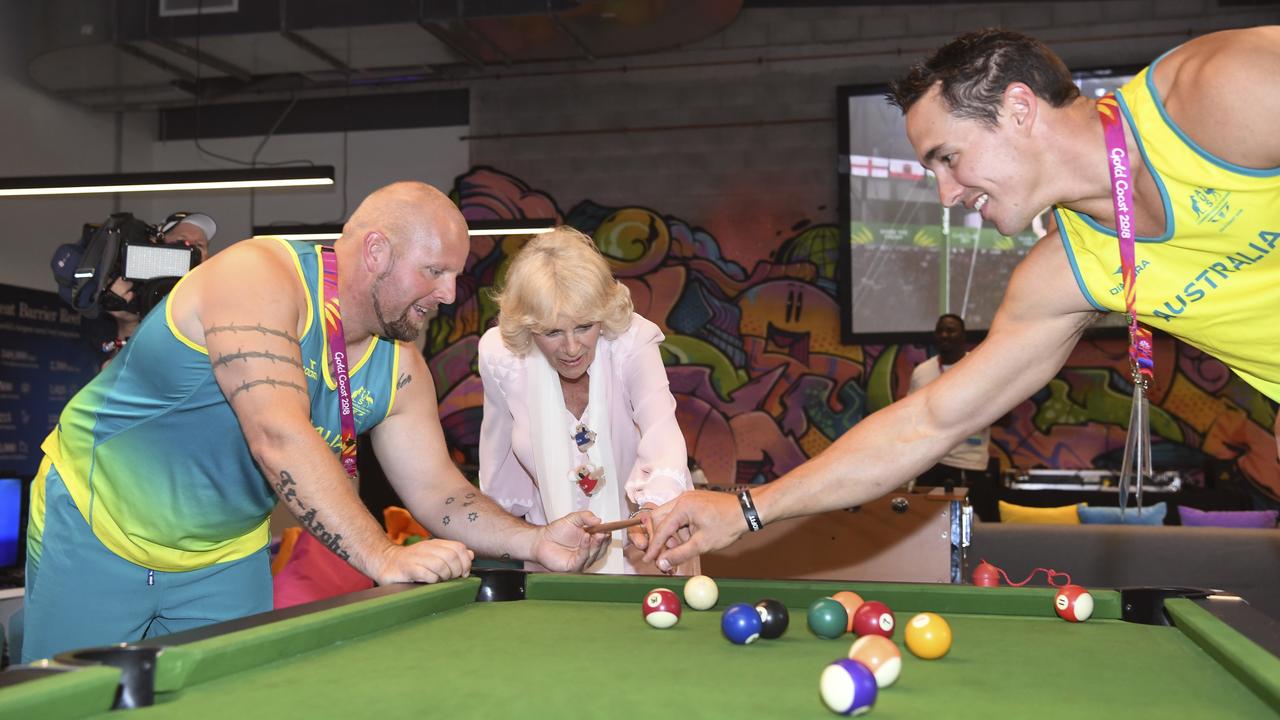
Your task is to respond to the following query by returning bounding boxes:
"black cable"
[188,0,313,169]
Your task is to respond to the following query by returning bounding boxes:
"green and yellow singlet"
[39,239,404,571]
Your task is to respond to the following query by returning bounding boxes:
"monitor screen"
[838,69,1136,341]
[0,478,22,569]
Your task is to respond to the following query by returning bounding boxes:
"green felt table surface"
[5,574,1279,719]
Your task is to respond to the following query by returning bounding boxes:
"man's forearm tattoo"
[299,508,350,561]
[277,470,349,560]
[397,373,412,390]
[274,470,304,509]
[444,492,480,525]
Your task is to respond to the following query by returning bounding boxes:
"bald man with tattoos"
[23,181,608,662]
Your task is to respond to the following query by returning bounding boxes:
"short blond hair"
[493,226,633,355]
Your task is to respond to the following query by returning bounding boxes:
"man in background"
[908,314,991,489]
[97,211,218,363]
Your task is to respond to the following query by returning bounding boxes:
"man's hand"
[532,511,610,572]
[369,538,474,585]
[106,277,140,324]
[644,491,747,573]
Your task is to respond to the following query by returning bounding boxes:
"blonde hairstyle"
[494,226,633,355]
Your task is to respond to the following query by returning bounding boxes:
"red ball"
[1054,584,1094,623]
[643,588,682,629]
[972,561,1001,587]
[852,600,895,638]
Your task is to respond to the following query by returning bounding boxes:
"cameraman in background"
[94,212,217,365]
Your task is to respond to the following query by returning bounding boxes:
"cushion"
[998,500,1081,525]
[272,505,429,609]
[270,526,303,575]
[1077,502,1167,525]
[1178,505,1278,529]
[272,531,375,610]
[384,506,431,545]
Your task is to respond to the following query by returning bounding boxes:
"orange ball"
[848,634,902,688]
[831,591,865,633]
[904,612,952,659]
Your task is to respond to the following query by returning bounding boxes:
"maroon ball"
[643,588,682,629]
[852,601,896,638]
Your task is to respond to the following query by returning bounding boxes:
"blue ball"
[721,603,763,644]
[819,658,878,715]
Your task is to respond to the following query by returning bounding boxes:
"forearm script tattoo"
[276,470,350,561]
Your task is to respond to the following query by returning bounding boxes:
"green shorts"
[21,462,271,663]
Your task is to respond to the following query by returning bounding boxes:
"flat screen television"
[837,68,1138,342]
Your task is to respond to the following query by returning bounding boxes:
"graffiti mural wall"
[427,167,1280,504]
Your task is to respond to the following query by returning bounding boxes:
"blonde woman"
[478,227,697,574]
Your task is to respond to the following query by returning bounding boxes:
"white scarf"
[527,338,627,573]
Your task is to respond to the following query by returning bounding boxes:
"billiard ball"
[721,603,763,644]
[1054,584,1094,623]
[972,561,1001,587]
[807,597,848,639]
[852,601,895,638]
[683,575,719,611]
[831,591,864,633]
[753,598,789,639]
[642,588,681,629]
[848,634,902,688]
[819,658,878,715]
[904,612,952,659]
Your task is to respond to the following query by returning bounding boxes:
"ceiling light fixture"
[465,219,556,236]
[252,224,343,242]
[0,166,335,197]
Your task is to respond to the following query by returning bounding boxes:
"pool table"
[3,571,1280,719]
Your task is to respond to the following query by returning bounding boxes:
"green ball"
[807,597,848,639]
[404,534,424,546]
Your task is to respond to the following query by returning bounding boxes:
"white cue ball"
[683,575,719,610]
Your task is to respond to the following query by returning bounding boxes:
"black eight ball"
[753,598,789,639]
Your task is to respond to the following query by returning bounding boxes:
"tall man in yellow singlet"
[644,26,1280,570]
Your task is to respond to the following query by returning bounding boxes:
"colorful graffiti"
[428,167,1280,503]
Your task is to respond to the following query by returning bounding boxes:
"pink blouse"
[478,314,693,572]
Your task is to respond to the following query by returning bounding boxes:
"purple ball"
[819,658,878,715]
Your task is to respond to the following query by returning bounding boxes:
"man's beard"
[371,274,422,342]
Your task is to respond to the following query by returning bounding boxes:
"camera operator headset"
[102,212,217,355]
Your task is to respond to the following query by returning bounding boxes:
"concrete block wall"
[468,2,1275,248]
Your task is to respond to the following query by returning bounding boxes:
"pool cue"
[587,516,645,534]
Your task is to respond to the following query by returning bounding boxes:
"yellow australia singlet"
[1056,55,1280,401]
